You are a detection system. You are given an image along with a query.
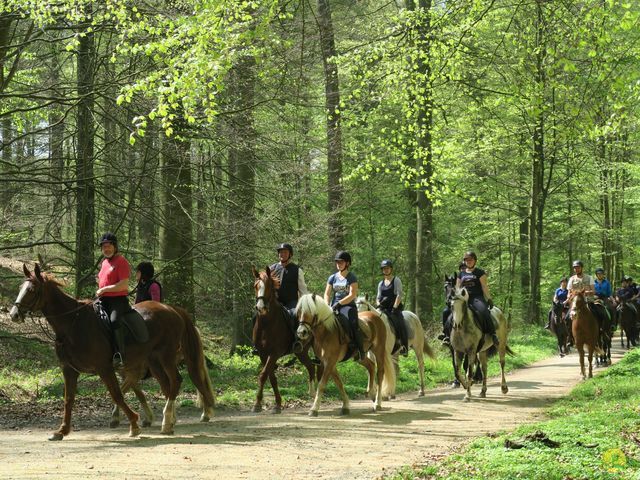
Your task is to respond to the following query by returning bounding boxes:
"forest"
[1,0,639,351]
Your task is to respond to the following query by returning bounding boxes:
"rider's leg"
[438,306,451,343]
[394,309,409,355]
[345,305,365,360]
[471,297,498,347]
[106,297,130,368]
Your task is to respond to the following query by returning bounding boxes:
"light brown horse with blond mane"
[296,293,395,416]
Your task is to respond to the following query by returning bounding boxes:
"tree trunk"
[317,0,345,250]
[74,16,96,296]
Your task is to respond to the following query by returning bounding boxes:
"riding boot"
[353,328,366,361]
[112,326,125,368]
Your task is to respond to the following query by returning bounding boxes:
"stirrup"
[441,337,450,346]
[112,352,123,368]
[437,332,446,341]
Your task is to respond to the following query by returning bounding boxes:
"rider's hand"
[487,298,494,309]
[332,302,341,313]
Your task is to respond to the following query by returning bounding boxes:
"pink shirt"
[98,254,130,297]
[149,282,162,302]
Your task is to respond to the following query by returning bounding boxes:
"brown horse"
[570,292,605,379]
[251,267,321,413]
[9,264,216,440]
[295,293,395,416]
[617,300,639,349]
[548,301,570,357]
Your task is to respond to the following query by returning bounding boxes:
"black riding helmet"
[334,251,352,264]
[98,232,118,248]
[624,275,633,282]
[595,267,605,274]
[380,259,393,269]
[463,251,477,261]
[136,261,154,281]
[572,260,583,268]
[276,243,294,255]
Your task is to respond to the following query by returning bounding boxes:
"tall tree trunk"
[49,42,65,239]
[159,124,194,314]
[74,15,96,296]
[317,0,345,250]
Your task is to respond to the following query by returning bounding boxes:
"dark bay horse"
[449,287,513,401]
[296,293,395,416]
[252,267,321,413]
[617,300,639,349]
[548,301,570,357]
[570,291,605,379]
[9,264,216,440]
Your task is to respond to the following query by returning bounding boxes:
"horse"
[251,267,321,413]
[355,296,435,397]
[570,291,605,379]
[617,299,639,349]
[593,300,614,366]
[295,293,395,416]
[109,305,214,428]
[449,287,513,401]
[548,301,570,357]
[9,264,216,440]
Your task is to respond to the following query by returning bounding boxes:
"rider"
[438,261,465,345]
[270,243,309,315]
[616,276,637,313]
[594,267,612,300]
[324,251,365,360]
[567,260,607,325]
[134,261,163,304]
[96,232,131,368]
[376,259,408,356]
[457,251,499,347]
[545,277,568,330]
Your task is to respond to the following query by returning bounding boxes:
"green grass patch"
[391,348,640,479]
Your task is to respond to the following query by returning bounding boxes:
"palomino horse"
[251,266,321,413]
[10,264,216,440]
[449,287,513,401]
[548,301,570,357]
[570,291,605,379]
[295,293,395,416]
[617,300,639,349]
[356,296,435,397]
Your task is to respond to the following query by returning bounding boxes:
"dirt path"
[0,345,625,480]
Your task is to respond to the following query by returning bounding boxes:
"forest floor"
[0,333,625,480]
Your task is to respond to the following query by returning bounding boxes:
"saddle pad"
[123,308,150,343]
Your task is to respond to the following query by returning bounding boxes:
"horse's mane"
[259,270,280,290]
[31,271,92,304]
[296,294,337,332]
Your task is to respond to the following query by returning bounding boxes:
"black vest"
[379,277,397,309]
[270,262,300,309]
[135,280,163,304]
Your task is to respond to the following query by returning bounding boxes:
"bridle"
[13,279,44,317]
[451,291,470,330]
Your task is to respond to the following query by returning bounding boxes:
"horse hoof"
[418,391,425,397]
[464,396,471,402]
[142,419,152,428]
[502,386,509,394]
[479,391,486,398]
[199,415,210,423]
[340,408,350,415]
[375,404,382,411]
[390,395,396,400]
[252,405,262,413]
[130,426,141,437]
[308,410,318,417]
[109,420,119,429]
[271,406,282,414]
[382,396,389,402]
[48,432,64,441]
[160,428,174,435]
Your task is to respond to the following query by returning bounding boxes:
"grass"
[387,348,640,480]
[0,322,557,409]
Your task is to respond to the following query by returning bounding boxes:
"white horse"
[356,296,436,397]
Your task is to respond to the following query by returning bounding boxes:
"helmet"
[136,261,154,280]
[595,267,604,274]
[572,260,583,268]
[623,275,633,282]
[334,251,352,264]
[98,232,118,247]
[276,243,294,255]
[560,277,568,283]
[463,251,477,261]
[380,259,393,269]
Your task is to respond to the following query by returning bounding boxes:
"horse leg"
[499,344,508,394]
[131,383,153,427]
[361,356,377,405]
[295,348,318,398]
[464,350,476,402]
[149,359,177,435]
[577,344,586,380]
[111,375,152,428]
[99,369,140,438]
[478,352,488,398]
[330,368,352,415]
[415,345,426,397]
[267,370,283,414]
[588,346,594,378]
[253,355,276,413]
[49,366,79,441]
[453,351,468,390]
[309,362,332,417]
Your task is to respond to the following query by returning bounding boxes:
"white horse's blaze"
[9,281,31,322]
[256,279,266,312]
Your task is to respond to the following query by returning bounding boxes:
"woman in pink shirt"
[134,261,163,304]
[96,232,131,368]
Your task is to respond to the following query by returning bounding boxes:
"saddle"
[380,309,403,354]
[94,303,150,344]
[334,312,359,362]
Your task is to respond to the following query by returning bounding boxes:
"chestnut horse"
[570,291,605,379]
[356,296,435,397]
[251,266,321,413]
[296,293,395,416]
[9,264,215,440]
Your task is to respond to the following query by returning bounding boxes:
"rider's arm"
[376,281,383,305]
[298,268,309,296]
[323,282,332,305]
[337,282,359,306]
[479,274,492,302]
[393,277,403,309]
[97,277,129,296]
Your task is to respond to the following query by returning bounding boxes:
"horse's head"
[252,266,276,315]
[569,290,586,319]
[450,287,471,330]
[355,295,375,313]
[444,274,457,306]
[10,264,47,323]
[296,293,333,342]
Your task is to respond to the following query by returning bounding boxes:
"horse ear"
[34,263,44,281]
[364,293,369,301]
[311,292,316,303]
[265,265,271,277]
[23,263,31,278]
[252,266,259,279]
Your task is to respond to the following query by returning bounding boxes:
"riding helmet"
[595,267,605,274]
[380,259,393,269]
[572,260,583,268]
[98,232,118,247]
[334,251,352,264]
[624,275,633,282]
[136,261,155,281]
[276,243,294,255]
[560,277,568,283]
[463,251,477,261]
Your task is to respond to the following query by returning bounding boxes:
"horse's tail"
[422,339,436,359]
[174,307,216,416]
[487,344,516,357]
[380,321,397,399]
